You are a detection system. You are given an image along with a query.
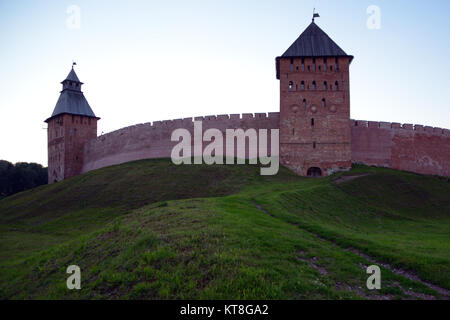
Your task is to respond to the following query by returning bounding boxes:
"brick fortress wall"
[82,113,280,173]
[351,120,450,177]
[81,114,450,177]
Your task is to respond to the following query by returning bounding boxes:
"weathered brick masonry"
[82,113,280,173]
[351,121,450,177]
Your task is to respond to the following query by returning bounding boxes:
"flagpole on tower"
[312,8,320,22]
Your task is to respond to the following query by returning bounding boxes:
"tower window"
[88,118,91,125]
[335,81,339,91]
[312,59,316,71]
[72,115,74,123]
[301,59,305,71]
[323,58,327,71]
[302,99,307,108]
[292,128,295,135]
[290,58,294,71]
[307,65,310,72]
[330,65,333,71]
[322,98,326,108]
[301,81,305,90]
[312,81,316,90]
[311,118,315,126]
[335,57,339,71]
[323,81,328,90]
[313,142,316,149]
[289,81,294,91]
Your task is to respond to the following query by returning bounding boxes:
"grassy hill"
[0,159,449,299]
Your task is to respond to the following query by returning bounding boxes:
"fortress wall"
[351,120,450,176]
[82,114,449,177]
[82,113,280,173]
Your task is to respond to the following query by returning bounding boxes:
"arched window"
[302,99,307,108]
[311,118,315,126]
[312,81,316,90]
[323,81,328,90]
[301,81,305,90]
[335,57,339,71]
[322,98,326,108]
[312,58,316,71]
[289,81,293,91]
[335,81,339,91]
[323,58,327,71]
[290,58,294,71]
[301,58,305,71]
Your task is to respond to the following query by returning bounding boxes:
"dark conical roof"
[275,22,353,79]
[64,68,81,83]
[45,68,98,122]
[281,22,351,58]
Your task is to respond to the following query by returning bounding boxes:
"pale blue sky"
[1,0,449,166]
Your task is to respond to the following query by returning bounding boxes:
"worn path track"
[253,201,450,300]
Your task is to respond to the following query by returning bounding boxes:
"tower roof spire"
[279,21,352,59]
[64,67,81,83]
[45,65,98,122]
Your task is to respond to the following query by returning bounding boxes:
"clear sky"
[1,0,449,166]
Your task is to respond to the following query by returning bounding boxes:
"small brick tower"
[45,65,99,183]
[276,17,353,176]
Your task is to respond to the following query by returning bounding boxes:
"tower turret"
[45,65,99,183]
[276,19,353,176]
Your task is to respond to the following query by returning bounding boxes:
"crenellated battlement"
[351,120,450,137]
[89,113,281,145]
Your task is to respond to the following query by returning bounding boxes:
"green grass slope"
[0,160,448,299]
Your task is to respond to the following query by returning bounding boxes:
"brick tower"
[45,66,99,183]
[276,18,354,176]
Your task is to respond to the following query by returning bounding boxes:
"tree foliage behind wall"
[0,160,47,198]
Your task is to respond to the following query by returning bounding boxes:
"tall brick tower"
[276,18,353,176]
[45,66,99,183]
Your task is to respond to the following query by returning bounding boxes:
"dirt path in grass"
[253,201,450,300]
